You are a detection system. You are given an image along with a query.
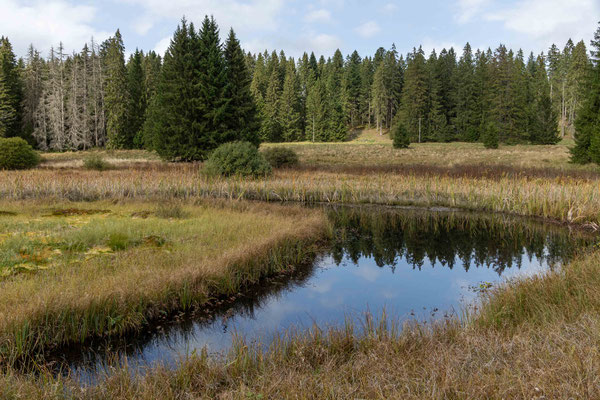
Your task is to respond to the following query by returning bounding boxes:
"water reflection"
[51,206,596,381]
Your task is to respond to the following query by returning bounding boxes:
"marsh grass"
[0,201,328,363]
[1,165,598,227]
[3,252,600,398]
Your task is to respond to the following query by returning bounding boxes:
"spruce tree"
[344,50,362,128]
[197,16,228,151]
[572,21,600,164]
[326,49,347,141]
[0,37,24,139]
[279,60,302,141]
[482,121,499,149]
[127,49,146,148]
[454,43,478,141]
[306,77,326,141]
[104,30,131,149]
[530,55,559,144]
[371,61,387,135]
[260,69,282,141]
[399,47,428,142]
[223,28,260,146]
[359,57,374,127]
[392,121,410,148]
[144,19,203,161]
[0,79,15,137]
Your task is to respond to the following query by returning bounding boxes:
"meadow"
[0,134,599,399]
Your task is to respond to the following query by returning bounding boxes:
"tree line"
[0,18,599,163]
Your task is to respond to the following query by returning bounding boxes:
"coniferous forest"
[0,17,599,163]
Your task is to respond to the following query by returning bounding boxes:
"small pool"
[51,206,597,382]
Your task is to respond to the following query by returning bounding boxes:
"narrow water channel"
[52,206,596,382]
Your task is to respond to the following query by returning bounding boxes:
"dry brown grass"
[263,136,591,171]
[1,166,599,227]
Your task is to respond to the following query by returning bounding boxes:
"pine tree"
[371,61,387,135]
[104,30,131,149]
[127,49,146,148]
[0,37,24,139]
[572,21,600,164]
[223,28,260,146]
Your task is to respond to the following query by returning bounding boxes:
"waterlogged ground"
[51,206,596,382]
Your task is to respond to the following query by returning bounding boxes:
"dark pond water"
[52,206,596,382]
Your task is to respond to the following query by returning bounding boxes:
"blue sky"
[1,0,598,59]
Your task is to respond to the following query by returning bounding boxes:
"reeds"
[1,167,598,226]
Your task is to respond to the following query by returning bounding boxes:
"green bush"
[262,147,299,168]
[204,141,272,178]
[392,123,410,149]
[83,154,111,171]
[482,122,499,149]
[0,137,40,170]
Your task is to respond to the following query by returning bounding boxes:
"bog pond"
[51,206,597,382]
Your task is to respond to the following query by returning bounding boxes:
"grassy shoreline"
[2,251,599,398]
[0,201,329,363]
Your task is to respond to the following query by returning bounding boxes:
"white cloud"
[455,0,490,23]
[133,15,155,36]
[0,0,110,56]
[485,0,599,48]
[355,21,381,38]
[304,9,331,23]
[307,33,342,55]
[118,0,285,37]
[153,35,172,55]
[382,3,398,13]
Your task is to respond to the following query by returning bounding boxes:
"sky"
[1,0,598,60]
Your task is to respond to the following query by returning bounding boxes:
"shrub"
[262,147,299,168]
[482,122,499,149]
[83,154,111,171]
[392,123,410,149]
[0,137,40,170]
[204,141,271,178]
